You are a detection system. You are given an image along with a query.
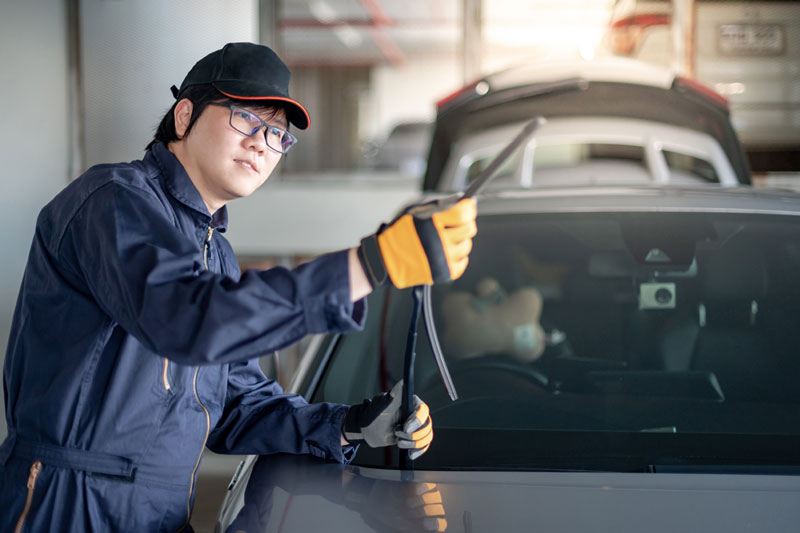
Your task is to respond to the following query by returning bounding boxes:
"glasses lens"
[229,107,262,136]
[265,126,297,154]
[228,105,297,154]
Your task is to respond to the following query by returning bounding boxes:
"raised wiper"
[401,117,545,470]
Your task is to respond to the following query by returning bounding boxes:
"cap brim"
[215,87,310,130]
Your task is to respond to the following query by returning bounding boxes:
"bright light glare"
[715,82,746,96]
[309,0,336,23]
[334,26,363,48]
[485,26,605,48]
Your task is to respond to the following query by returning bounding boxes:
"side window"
[663,151,719,183]
[533,143,645,169]
[464,151,521,189]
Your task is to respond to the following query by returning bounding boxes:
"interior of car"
[313,209,800,469]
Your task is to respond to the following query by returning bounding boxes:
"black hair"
[145,85,289,151]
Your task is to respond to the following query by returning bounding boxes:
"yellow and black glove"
[342,381,434,460]
[358,198,477,290]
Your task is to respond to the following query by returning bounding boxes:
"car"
[606,0,800,173]
[423,57,752,192]
[361,120,433,177]
[217,185,800,532]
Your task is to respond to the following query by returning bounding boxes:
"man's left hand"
[342,381,433,460]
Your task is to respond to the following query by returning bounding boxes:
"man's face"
[173,100,287,213]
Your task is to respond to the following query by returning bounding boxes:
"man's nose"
[244,128,267,153]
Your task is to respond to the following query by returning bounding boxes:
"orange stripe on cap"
[216,90,310,129]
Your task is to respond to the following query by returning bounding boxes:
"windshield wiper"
[400,117,545,470]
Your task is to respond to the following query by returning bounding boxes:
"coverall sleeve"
[206,358,356,463]
[61,180,366,366]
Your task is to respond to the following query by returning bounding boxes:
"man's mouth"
[234,159,258,173]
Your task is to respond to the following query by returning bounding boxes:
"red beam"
[280,18,455,29]
[360,0,392,25]
[360,0,406,66]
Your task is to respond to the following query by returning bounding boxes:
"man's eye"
[268,127,286,141]
[239,111,259,123]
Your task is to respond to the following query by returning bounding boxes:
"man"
[0,42,476,531]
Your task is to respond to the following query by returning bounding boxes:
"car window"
[463,150,522,189]
[313,211,800,471]
[664,150,719,183]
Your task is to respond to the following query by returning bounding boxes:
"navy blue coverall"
[0,142,364,531]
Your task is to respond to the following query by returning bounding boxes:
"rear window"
[461,142,720,188]
[664,150,719,183]
[313,210,800,471]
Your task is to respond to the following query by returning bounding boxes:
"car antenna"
[400,116,545,469]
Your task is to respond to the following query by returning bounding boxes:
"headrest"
[699,242,767,301]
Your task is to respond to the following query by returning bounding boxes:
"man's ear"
[173,98,194,139]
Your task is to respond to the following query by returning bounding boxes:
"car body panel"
[217,186,800,532]
[218,453,800,532]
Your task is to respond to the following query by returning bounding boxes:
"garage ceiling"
[278,0,616,67]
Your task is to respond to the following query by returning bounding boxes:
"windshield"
[312,209,800,471]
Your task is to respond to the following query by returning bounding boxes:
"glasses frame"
[208,102,297,154]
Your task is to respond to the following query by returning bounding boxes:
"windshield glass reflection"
[314,211,800,471]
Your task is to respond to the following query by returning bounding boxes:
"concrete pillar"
[259,0,281,53]
[672,0,696,77]
[462,0,483,83]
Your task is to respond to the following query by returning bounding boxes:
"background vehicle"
[423,57,751,191]
[607,0,800,177]
[360,121,433,177]
[218,186,800,532]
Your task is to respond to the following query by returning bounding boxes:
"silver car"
[424,58,752,191]
[217,186,800,532]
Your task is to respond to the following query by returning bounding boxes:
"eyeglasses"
[210,103,298,154]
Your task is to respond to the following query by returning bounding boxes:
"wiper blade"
[401,117,545,470]
[461,116,545,198]
[422,284,456,399]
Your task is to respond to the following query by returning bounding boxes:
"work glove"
[358,197,477,289]
[342,381,433,460]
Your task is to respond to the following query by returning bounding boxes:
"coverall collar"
[149,142,229,232]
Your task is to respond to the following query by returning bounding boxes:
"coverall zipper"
[162,357,171,391]
[179,367,210,532]
[14,460,41,533]
[203,227,214,270]
[179,225,214,531]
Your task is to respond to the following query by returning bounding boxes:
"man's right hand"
[357,198,477,289]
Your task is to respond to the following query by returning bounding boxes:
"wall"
[0,1,72,441]
[0,0,260,445]
[370,54,461,139]
[80,0,258,167]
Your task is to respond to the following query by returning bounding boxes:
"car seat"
[658,240,783,402]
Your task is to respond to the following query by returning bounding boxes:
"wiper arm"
[400,117,545,470]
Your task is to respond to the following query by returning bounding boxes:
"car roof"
[473,185,800,216]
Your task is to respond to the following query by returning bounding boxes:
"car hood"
[217,454,800,532]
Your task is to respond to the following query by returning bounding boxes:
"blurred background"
[1,0,798,528]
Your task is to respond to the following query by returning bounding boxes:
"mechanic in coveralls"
[0,42,476,532]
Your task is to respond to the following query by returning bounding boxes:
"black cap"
[171,42,309,130]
